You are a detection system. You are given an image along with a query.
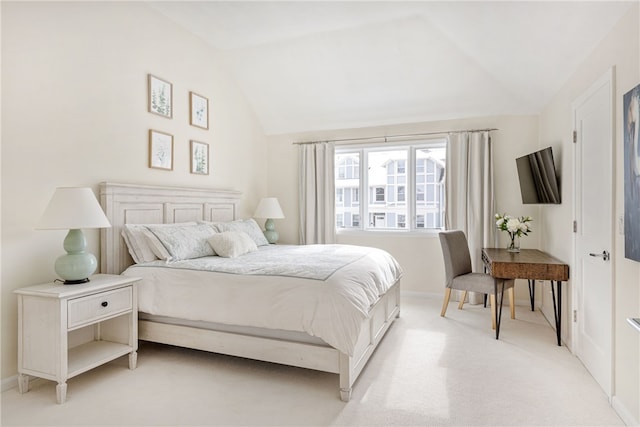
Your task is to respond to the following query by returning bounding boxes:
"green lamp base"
[55,229,97,285]
[263,218,279,244]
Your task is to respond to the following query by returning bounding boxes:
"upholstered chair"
[439,230,515,330]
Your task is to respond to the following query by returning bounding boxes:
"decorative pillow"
[145,223,217,261]
[207,231,258,258]
[141,228,172,260]
[213,219,269,247]
[121,229,145,264]
[121,223,174,264]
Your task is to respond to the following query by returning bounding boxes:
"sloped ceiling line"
[148,1,634,135]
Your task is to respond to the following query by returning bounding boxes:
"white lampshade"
[37,187,111,230]
[253,197,284,219]
[37,187,111,284]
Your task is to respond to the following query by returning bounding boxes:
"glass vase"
[507,233,520,253]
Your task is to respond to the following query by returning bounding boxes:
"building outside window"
[334,153,361,229]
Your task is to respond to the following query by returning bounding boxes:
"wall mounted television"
[516,146,561,204]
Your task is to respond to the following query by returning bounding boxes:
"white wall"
[266,115,541,299]
[1,2,267,381]
[538,4,639,424]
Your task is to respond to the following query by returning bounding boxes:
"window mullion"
[360,148,367,231]
[409,147,416,231]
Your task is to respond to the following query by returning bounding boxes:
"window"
[336,154,359,180]
[374,187,385,203]
[335,140,446,231]
[397,160,406,174]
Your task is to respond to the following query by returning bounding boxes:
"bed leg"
[339,352,353,402]
[340,387,352,402]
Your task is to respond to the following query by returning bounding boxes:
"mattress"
[123,244,402,355]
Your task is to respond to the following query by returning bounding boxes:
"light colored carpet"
[1,293,624,426]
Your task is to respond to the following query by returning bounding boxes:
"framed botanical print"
[190,91,209,129]
[190,140,209,175]
[149,130,173,170]
[148,74,173,118]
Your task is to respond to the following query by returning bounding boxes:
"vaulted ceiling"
[150,1,634,135]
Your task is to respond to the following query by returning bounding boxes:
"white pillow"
[145,223,217,261]
[121,229,144,264]
[121,224,170,263]
[141,228,172,260]
[207,231,258,258]
[213,219,269,247]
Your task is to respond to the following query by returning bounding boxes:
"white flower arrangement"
[495,213,532,238]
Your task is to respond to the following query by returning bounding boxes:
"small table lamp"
[253,197,284,244]
[37,187,111,284]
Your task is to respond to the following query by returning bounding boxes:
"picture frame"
[623,83,640,262]
[148,74,173,118]
[149,130,174,170]
[189,91,209,129]
[190,140,209,175]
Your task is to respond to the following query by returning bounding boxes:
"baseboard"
[400,290,440,299]
[1,374,18,392]
[400,290,539,309]
[1,374,42,393]
[612,395,639,426]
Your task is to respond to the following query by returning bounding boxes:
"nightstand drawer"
[68,287,132,329]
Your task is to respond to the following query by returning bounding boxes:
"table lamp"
[37,187,111,284]
[253,197,284,244]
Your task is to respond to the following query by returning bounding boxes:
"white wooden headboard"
[99,182,241,274]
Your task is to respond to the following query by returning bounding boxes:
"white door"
[572,68,614,398]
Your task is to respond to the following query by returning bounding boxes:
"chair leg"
[509,288,515,319]
[441,288,452,317]
[490,295,496,330]
[457,290,467,310]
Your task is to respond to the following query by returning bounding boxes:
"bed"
[99,182,401,401]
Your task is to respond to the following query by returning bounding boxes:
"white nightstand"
[14,274,140,404]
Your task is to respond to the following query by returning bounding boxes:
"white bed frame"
[99,182,400,401]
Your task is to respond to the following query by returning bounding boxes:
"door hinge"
[573,310,577,322]
[573,220,577,233]
[573,130,577,143]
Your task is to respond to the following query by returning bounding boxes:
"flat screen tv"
[516,146,561,204]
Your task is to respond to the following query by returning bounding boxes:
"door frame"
[571,67,615,398]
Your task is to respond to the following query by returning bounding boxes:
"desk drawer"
[68,287,132,329]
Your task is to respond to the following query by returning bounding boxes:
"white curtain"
[298,142,336,245]
[445,131,496,304]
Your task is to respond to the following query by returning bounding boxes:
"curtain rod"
[292,128,498,145]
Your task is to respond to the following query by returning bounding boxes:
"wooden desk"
[482,248,569,346]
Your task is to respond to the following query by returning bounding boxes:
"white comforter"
[123,244,402,355]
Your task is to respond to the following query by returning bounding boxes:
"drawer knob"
[101,301,108,307]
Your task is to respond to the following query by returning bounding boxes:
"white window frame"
[335,138,446,235]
